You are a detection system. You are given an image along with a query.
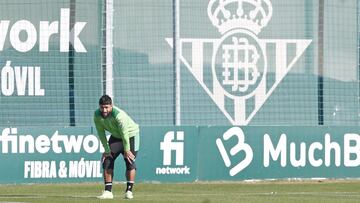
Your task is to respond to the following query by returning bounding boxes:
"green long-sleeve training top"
[93,106,139,153]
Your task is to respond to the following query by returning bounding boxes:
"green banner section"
[0,127,102,183]
[135,127,198,182]
[0,126,359,183]
[198,126,360,180]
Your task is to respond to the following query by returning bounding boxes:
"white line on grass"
[1,192,360,200]
[140,191,360,198]
[0,202,30,203]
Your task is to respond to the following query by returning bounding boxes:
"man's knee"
[124,158,137,171]
[103,156,114,170]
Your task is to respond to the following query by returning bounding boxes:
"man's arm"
[114,115,131,151]
[94,117,111,153]
[116,120,135,163]
[114,109,138,163]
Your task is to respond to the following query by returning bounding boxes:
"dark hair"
[99,95,112,105]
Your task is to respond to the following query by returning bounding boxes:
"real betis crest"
[167,0,311,125]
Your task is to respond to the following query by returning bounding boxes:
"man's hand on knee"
[123,151,135,164]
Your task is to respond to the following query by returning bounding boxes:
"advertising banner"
[135,127,198,182]
[0,126,359,183]
[0,127,102,183]
[198,126,360,180]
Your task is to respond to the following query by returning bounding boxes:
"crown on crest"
[208,0,273,35]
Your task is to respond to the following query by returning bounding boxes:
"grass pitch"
[0,180,359,203]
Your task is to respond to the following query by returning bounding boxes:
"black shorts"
[108,135,138,170]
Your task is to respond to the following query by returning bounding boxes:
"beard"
[101,112,109,118]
